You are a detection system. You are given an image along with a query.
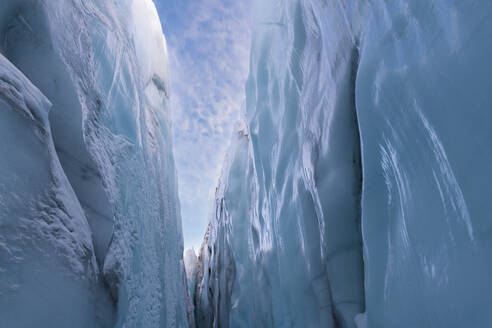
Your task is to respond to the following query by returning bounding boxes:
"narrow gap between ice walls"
[190,1,366,327]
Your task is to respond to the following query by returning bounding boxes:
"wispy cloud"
[155,0,252,249]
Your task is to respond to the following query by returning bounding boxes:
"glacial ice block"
[193,1,492,328]
[0,0,189,327]
[0,52,114,328]
[356,1,492,327]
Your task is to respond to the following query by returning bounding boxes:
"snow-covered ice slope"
[0,0,188,327]
[195,0,492,327]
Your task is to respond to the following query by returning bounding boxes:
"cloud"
[156,0,252,249]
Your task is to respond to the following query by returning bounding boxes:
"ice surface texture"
[195,1,364,327]
[194,0,492,327]
[357,1,492,327]
[0,0,189,327]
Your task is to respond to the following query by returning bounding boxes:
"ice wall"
[357,1,492,327]
[194,0,492,327]
[195,1,365,326]
[0,0,189,327]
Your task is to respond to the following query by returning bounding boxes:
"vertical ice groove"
[416,108,474,241]
[379,137,412,303]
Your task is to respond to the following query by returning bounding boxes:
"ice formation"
[2,0,491,326]
[184,248,198,301]
[0,0,189,327]
[193,1,492,327]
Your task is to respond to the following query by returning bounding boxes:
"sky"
[154,0,253,250]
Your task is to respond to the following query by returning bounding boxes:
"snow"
[0,0,189,327]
